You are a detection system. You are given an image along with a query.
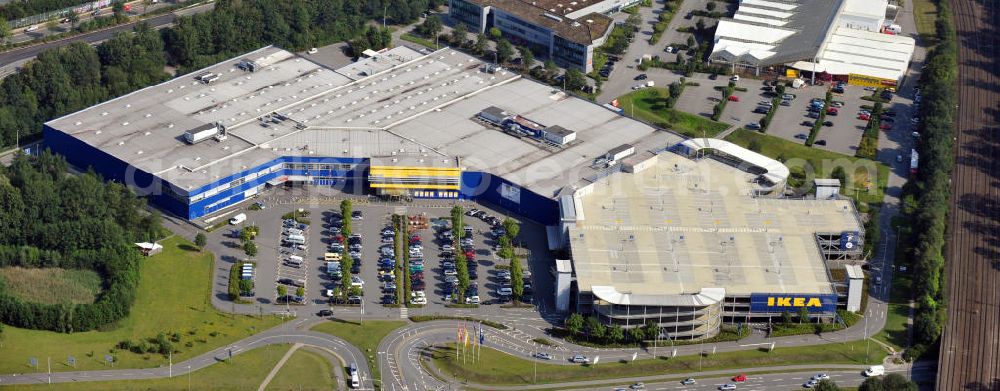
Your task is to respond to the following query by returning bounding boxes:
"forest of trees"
[0,0,444,149]
[0,0,89,21]
[902,0,956,360]
[0,152,165,332]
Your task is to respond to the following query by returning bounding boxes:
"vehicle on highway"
[804,379,819,388]
[681,378,696,385]
[570,355,590,364]
[317,309,333,316]
[533,352,552,360]
[732,374,747,382]
[864,365,885,377]
[719,384,737,390]
[812,373,830,381]
[631,382,646,389]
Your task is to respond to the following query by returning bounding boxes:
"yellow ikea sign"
[766,297,823,307]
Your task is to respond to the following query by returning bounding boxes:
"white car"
[307,48,318,54]
[803,380,818,388]
[730,75,740,82]
[719,384,737,391]
[350,276,364,287]
[533,352,552,360]
[570,355,589,364]
[410,296,427,305]
[812,373,830,381]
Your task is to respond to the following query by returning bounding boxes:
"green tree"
[451,22,468,47]
[296,286,305,297]
[859,373,918,391]
[502,218,520,239]
[831,166,847,187]
[706,1,717,11]
[642,321,659,340]
[474,33,487,55]
[68,12,79,30]
[565,313,585,335]
[813,380,842,391]
[496,38,514,64]
[584,316,605,340]
[0,19,9,44]
[686,35,696,48]
[340,200,353,236]
[781,311,793,324]
[517,46,533,70]
[564,68,587,91]
[418,14,442,37]
[194,232,206,249]
[277,284,288,298]
[489,27,501,40]
[628,326,645,343]
[243,240,257,258]
[606,324,625,343]
[510,256,524,300]
[112,1,125,17]
[798,306,810,324]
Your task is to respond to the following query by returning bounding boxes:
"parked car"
[634,74,648,80]
[727,95,740,102]
[823,121,834,127]
[815,140,827,146]
[746,122,762,130]
[795,133,808,139]
[730,75,740,82]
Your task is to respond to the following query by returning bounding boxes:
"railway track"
[937,1,1000,390]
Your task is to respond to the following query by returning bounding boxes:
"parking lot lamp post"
[360,296,365,325]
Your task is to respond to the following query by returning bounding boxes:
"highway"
[0,2,214,68]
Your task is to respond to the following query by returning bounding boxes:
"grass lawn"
[431,340,888,385]
[874,271,912,351]
[725,129,890,205]
[912,0,939,41]
[310,320,406,388]
[618,89,730,138]
[0,267,102,304]
[400,33,437,50]
[11,344,294,391]
[266,347,338,390]
[0,236,284,374]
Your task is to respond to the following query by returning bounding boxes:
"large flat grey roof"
[47,46,682,197]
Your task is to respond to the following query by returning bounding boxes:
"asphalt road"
[0,3,214,68]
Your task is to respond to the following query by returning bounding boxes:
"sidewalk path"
[257,343,303,391]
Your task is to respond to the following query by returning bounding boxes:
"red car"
[465,250,475,259]
[727,95,740,102]
[333,234,344,243]
[411,235,421,242]
[732,374,748,382]
[826,107,838,115]
[858,114,871,121]
[880,123,892,130]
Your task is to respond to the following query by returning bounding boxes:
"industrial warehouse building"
[709,0,915,87]
[45,46,866,337]
[449,0,627,72]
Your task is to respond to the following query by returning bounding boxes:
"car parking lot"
[210,194,554,317]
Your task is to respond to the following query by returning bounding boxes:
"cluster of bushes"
[710,82,735,121]
[661,80,686,109]
[855,101,883,159]
[649,0,680,44]
[117,332,180,356]
[409,315,507,329]
[562,313,667,346]
[758,85,785,132]
[0,152,163,332]
[227,262,253,303]
[450,206,470,300]
[805,90,833,146]
[901,0,957,361]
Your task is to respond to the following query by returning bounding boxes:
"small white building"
[815,178,842,199]
[607,144,635,163]
[845,264,865,312]
[542,125,577,145]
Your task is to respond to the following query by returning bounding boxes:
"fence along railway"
[937,0,1000,390]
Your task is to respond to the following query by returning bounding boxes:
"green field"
[913,0,939,40]
[266,347,338,390]
[0,267,102,305]
[0,236,284,373]
[310,320,406,388]
[431,340,888,385]
[618,89,730,138]
[8,344,294,391]
[400,33,437,50]
[725,129,889,205]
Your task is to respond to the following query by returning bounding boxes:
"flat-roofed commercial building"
[449,0,622,72]
[709,0,915,86]
[562,140,864,339]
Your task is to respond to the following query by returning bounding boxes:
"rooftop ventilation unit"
[543,12,563,21]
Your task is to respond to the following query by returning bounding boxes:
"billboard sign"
[500,183,521,204]
[839,231,860,251]
[750,293,838,313]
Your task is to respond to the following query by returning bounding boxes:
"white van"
[285,255,304,266]
[864,365,885,377]
[285,228,304,236]
[285,234,306,245]
[229,213,247,225]
[349,363,360,388]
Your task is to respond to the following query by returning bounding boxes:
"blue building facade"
[44,125,562,225]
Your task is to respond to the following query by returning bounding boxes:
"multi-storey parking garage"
[44,45,867,337]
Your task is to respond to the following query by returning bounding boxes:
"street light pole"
[383,4,387,28]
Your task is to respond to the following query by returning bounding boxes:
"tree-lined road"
[0,2,214,68]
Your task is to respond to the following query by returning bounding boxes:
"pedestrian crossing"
[399,306,408,319]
